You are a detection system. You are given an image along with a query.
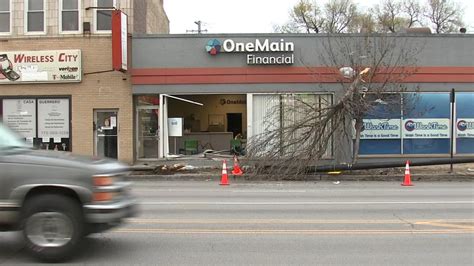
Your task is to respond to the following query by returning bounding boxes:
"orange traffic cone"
[231,155,243,176]
[220,160,230,186]
[401,160,413,186]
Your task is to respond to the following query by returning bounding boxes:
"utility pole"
[186,21,208,34]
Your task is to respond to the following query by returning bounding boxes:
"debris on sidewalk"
[181,165,196,170]
[153,163,187,174]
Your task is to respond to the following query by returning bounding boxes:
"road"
[1,180,473,265]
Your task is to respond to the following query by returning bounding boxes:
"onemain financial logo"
[205,39,222,55]
[205,38,294,65]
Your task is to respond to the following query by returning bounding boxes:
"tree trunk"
[352,118,364,164]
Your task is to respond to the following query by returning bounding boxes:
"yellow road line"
[126,218,474,225]
[416,221,474,230]
[113,228,474,235]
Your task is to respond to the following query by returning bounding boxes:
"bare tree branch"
[323,0,359,33]
[274,0,466,34]
[424,0,464,33]
[246,34,424,176]
[403,0,422,28]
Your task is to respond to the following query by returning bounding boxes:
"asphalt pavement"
[1,180,473,265]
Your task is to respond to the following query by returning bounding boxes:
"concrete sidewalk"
[129,156,474,182]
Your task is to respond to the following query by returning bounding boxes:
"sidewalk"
[130,156,474,182]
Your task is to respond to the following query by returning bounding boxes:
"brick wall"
[0,36,134,164]
[7,0,168,38]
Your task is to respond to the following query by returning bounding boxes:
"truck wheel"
[21,194,84,262]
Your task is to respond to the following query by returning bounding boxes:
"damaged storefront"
[131,34,474,162]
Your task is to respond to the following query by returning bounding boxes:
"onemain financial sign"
[205,38,295,65]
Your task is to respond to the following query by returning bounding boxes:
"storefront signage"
[168,118,183,137]
[456,119,474,138]
[38,99,70,138]
[220,98,247,105]
[360,119,401,139]
[2,99,36,138]
[402,118,450,138]
[112,10,128,72]
[0,50,81,84]
[205,38,294,65]
[222,39,294,53]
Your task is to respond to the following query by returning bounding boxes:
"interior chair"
[182,139,198,155]
[230,139,242,155]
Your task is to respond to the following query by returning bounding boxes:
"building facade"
[131,34,474,163]
[0,0,169,163]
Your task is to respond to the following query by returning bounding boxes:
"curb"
[129,173,474,182]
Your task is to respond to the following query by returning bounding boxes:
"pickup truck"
[0,122,137,261]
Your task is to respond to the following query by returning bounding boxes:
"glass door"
[136,106,159,159]
[94,110,118,159]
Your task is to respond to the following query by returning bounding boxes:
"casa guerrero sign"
[205,38,294,65]
[0,50,81,84]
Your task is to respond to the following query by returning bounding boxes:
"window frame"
[59,0,82,34]
[24,0,46,35]
[0,0,12,35]
[93,0,116,34]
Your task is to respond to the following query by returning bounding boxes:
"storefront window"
[0,97,71,151]
[137,108,159,158]
[402,93,450,154]
[358,93,460,155]
[136,95,160,159]
[137,95,159,106]
[252,93,333,158]
[456,92,474,154]
[359,94,402,155]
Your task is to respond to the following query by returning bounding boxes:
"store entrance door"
[94,110,118,159]
[136,105,159,159]
[227,113,242,138]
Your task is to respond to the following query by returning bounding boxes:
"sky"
[164,0,474,34]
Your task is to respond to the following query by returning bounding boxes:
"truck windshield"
[0,123,29,149]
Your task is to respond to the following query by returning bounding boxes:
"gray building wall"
[132,34,474,68]
[132,33,474,94]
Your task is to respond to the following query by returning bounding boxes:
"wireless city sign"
[0,50,82,84]
[206,38,295,65]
